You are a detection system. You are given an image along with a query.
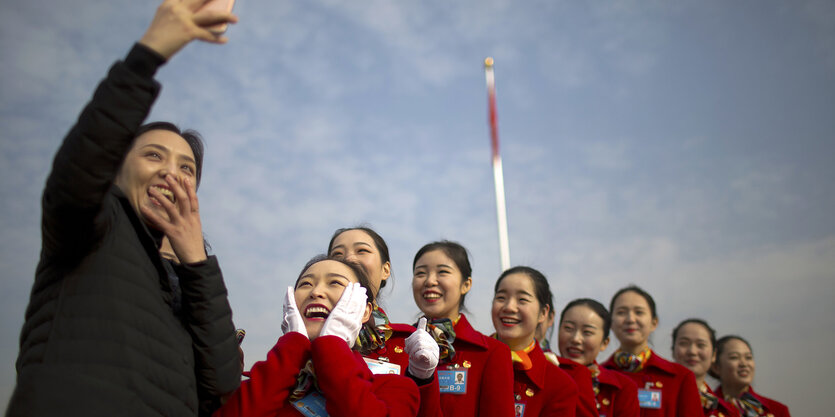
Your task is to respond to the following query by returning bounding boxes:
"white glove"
[281,286,308,338]
[405,317,440,380]
[320,282,368,348]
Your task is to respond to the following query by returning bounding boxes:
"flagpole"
[485,57,511,271]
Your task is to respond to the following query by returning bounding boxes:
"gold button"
[463,360,472,368]
[394,346,403,354]
[655,381,663,388]
[601,398,610,406]
[525,388,535,397]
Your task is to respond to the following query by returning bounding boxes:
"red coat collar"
[390,322,417,333]
[595,362,626,389]
[452,314,490,350]
[518,343,549,390]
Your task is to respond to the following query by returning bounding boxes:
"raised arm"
[40,0,237,263]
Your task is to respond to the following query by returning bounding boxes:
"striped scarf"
[700,383,719,411]
[726,391,766,417]
[613,347,651,372]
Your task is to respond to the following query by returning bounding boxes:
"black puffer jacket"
[7,44,241,417]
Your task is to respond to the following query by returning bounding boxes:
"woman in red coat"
[601,286,702,417]
[539,301,603,417]
[671,319,739,417]
[558,298,640,417]
[215,256,419,417]
[491,266,579,416]
[328,227,442,416]
[412,240,515,417]
[711,336,791,417]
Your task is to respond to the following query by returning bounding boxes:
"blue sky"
[2,0,834,414]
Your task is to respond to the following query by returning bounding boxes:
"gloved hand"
[320,282,368,347]
[281,286,308,338]
[405,317,440,380]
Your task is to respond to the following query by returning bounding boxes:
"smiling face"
[611,290,658,352]
[491,273,548,351]
[329,229,391,297]
[557,304,609,366]
[673,322,715,381]
[294,259,372,339]
[114,129,197,227]
[412,249,472,321]
[712,338,755,392]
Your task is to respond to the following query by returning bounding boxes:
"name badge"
[438,369,468,394]
[363,357,402,375]
[638,388,662,409]
[514,403,526,417]
[291,391,329,417]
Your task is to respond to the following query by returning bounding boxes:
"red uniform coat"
[555,356,600,417]
[596,364,640,417]
[602,350,702,417]
[214,332,419,417]
[514,343,578,416]
[701,383,738,417]
[714,386,791,417]
[362,321,443,417]
[437,314,515,417]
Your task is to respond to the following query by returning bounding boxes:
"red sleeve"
[614,374,640,417]
[214,332,311,417]
[478,342,515,417]
[312,336,419,417]
[677,369,704,417]
[416,373,443,417]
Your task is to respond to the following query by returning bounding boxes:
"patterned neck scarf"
[700,382,719,411]
[417,316,456,364]
[289,359,319,402]
[590,365,601,398]
[613,347,651,372]
[725,390,765,417]
[355,305,393,355]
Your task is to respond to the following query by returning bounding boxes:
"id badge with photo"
[363,357,402,375]
[438,369,468,394]
[514,402,526,417]
[638,388,662,409]
[291,391,329,417]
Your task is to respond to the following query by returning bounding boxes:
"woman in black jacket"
[7,1,240,416]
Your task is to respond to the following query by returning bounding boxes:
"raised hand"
[404,317,440,380]
[320,283,368,347]
[281,287,308,338]
[142,174,206,264]
[139,0,239,60]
